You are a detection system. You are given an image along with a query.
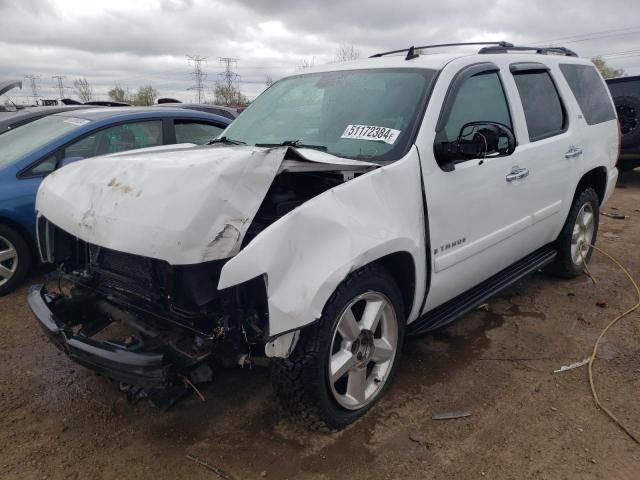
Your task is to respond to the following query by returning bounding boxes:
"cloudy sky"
[1,0,639,104]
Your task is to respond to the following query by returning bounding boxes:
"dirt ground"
[2,173,640,480]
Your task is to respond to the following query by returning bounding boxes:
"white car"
[29,42,619,427]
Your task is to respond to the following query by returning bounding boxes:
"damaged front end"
[28,269,263,407]
[30,145,376,405]
[29,235,269,406]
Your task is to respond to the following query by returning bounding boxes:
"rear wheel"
[270,265,404,430]
[0,225,31,296]
[546,188,599,278]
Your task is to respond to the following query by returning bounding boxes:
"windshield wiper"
[207,136,247,146]
[255,140,327,151]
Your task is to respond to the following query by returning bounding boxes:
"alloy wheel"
[0,235,18,287]
[570,203,595,266]
[328,291,398,410]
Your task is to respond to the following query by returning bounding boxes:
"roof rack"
[478,45,578,57]
[369,41,578,61]
[370,41,514,60]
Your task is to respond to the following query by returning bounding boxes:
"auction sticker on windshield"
[341,124,400,145]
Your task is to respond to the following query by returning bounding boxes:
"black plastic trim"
[414,144,431,316]
[479,45,578,57]
[370,41,514,58]
[509,62,550,73]
[27,285,169,389]
[408,245,557,336]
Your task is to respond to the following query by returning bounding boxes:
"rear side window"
[560,64,616,125]
[175,120,224,144]
[65,120,164,158]
[513,71,566,141]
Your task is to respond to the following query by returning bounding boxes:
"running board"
[408,246,557,336]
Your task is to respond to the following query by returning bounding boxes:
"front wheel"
[546,187,599,278]
[0,225,31,296]
[270,265,405,430]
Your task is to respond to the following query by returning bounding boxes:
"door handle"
[506,166,529,182]
[565,146,583,158]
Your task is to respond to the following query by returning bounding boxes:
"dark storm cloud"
[236,0,638,52]
[0,0,639,102]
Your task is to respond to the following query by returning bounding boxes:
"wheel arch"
[575,166,607,205]
[0,215,36,259]
[370,251,416,322]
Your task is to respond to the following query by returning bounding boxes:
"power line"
[531,25,640,46]
[187,54,208,104]
[52,74,66,98]
[24,74,40,105]
[595,48,640,58]
[533,27,640,47]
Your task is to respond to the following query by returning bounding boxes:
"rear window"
[560,64,616,125]
[513,70,566,141]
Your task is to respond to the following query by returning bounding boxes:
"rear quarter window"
[560,64,616,125]
[513,70,566,141]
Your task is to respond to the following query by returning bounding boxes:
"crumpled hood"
[36,145,375,265]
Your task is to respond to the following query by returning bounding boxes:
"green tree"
[591,56,624,79]
[132,85,158,106]
[108,84,131,103]
[213,82,248,106]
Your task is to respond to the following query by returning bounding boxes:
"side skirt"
[407,245,557,336]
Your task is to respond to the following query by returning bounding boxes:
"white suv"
[29,42,619,427]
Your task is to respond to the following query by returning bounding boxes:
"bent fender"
[219,147,427,341]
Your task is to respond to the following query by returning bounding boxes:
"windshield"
[0,115,89,169]
[222,68,437,161]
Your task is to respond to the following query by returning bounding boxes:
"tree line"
[68,78,159,105]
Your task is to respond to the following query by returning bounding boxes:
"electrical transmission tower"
[24,75,41,105]
[217,57,239,90]
[217,57,241,105]
[52,75,66,99]
[187,55,208,104]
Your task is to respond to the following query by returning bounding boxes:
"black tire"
[270,264,405,430]
[546,188,599,278]
[0,224,31,296]
[618,162,637,172]
[614,95,640,148]
[617,155,640,172]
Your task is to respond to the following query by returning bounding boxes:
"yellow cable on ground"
[587,243,640,445]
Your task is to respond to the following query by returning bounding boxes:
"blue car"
[0,107,231,294]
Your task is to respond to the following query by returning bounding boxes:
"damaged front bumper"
[28,284,169,390]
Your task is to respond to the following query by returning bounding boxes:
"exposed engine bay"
[31,149,374,406]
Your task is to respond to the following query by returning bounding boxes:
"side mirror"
[458,122,516,159]
[434,121,516,170]
[58,156,84,168]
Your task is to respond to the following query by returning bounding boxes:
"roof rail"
[478,45,578,57]
[370,41,514,60]
[369,42,578,61]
